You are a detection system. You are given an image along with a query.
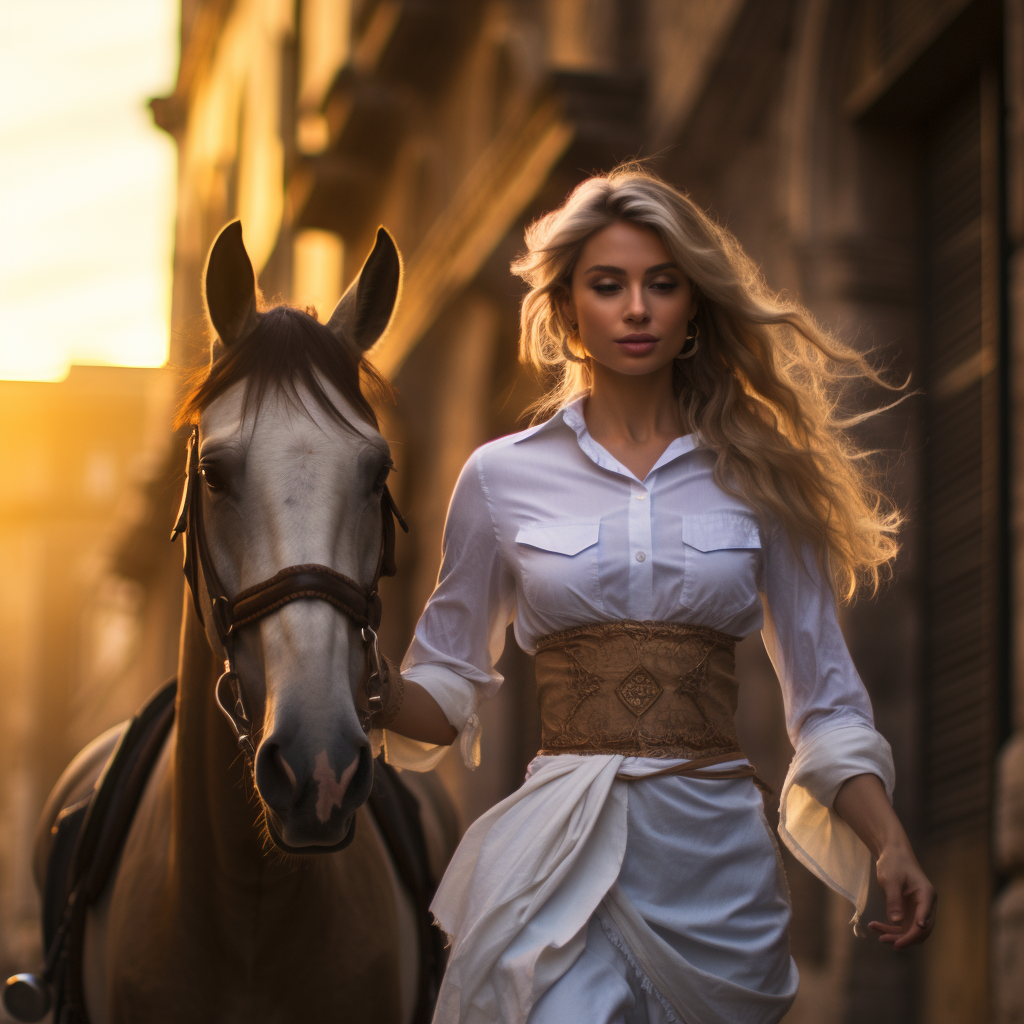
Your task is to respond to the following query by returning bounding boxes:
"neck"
[172,593,267,880]
[585,360,684,444]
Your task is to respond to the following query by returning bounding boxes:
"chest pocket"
[515,521,602,615]
[680,512,762,623]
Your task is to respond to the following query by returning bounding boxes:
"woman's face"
[568,220,697,377]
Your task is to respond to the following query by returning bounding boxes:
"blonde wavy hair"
[511,165,902,603]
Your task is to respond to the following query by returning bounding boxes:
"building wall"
[996,0,1024,1019]
[0,367,171,998]
[658,2,1013,1019]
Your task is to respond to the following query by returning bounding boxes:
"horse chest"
[98,775,404,1024]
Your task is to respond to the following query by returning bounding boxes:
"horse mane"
[174,304,394,431]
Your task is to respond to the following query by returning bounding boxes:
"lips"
[615,333,658,355]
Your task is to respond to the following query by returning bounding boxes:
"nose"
[625,283,649,322]
[255,731,373,844]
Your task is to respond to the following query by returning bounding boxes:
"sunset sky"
[0,1,180,380]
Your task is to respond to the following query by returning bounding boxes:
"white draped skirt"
[429,755,799,1024]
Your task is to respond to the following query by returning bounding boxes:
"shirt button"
[635,492,647,500]
[635,551,646,562]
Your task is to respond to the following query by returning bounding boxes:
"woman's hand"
[868,840,937,949]
[833,772,937,950]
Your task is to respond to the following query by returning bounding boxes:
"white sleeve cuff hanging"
[777,723,895,929]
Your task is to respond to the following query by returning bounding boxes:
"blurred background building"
[3,0,1024,1021]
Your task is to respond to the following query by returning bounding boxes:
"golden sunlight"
[0,1,179,381]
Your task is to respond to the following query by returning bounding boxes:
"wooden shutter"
[921,72,1003,842]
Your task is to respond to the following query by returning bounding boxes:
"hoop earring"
[562,335,586,364]
[676,321,700,360]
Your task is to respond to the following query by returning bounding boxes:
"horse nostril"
[255,740,299,810]
[275,746,297,792]
[354,745,373,795]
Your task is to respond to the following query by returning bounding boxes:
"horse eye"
[373,462,392,492]
[201,465,227,492]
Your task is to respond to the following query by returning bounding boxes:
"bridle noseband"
[170,426,407,761]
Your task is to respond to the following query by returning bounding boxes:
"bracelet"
[376,657,405,728]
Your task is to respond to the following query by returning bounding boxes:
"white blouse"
[382,397,895,1023]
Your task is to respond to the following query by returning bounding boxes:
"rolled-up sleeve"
[759,523,895,925]
[383,449,516,772]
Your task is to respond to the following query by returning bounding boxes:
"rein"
[170,425,407,761]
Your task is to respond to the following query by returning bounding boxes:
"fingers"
[871,844,937,951]
[876,865,906,931]
[892,918,929,950]
[867,920,906,945]
[918,881,938,928]
[867,919,919,946]
[892,885,936,950]
[867,883,937,949]
[868,921,901,936]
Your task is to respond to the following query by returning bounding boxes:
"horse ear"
[203,220,261,360]
[325,227,402,352]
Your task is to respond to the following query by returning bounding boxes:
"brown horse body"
[30,223,456,1024]
[48,607,414,1022]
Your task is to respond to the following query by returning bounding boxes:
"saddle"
[3,681,445,1024]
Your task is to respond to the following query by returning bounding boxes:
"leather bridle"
[170,425,407,762]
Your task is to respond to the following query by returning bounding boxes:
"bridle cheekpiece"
[170,425,407,761]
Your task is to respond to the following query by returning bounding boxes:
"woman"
[369,166,935,1024]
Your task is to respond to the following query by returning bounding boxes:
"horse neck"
[171,593,266,876]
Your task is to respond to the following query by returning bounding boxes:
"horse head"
[180,220,402,852]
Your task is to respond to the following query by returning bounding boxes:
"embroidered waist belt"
[534,620,764,786]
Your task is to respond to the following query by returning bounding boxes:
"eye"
[591,280,621,295]
[649,278,679,293]
[373,460,393,493]
[200,464,228,492]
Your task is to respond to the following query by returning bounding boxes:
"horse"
[21,222,458,1024]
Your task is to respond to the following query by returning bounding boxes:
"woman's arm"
[759,526,934,938]
[833,773,937,949]
[370,450,515,768]
[387,679,458,746]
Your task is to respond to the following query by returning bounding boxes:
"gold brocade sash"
[534,620,766,788]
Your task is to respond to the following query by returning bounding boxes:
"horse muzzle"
[255,737,373,851]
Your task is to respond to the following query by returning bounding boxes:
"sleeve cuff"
[777,724,895,929]
[381,663,484,772]
[402,662,479,732]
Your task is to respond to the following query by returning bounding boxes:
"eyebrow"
[199,438,245,462]
[362,437,393,462]
[583,262,680,275]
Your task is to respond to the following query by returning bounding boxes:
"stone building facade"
[88,0,1024,1019]
[0,368,171,1005]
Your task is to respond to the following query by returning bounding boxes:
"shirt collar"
[517,395,698,483]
